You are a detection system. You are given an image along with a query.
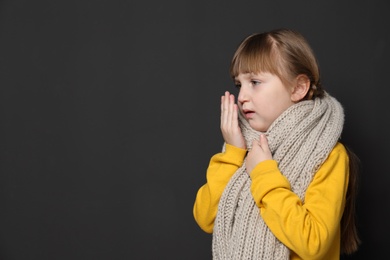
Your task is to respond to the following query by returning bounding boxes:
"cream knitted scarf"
[212,93,344,259]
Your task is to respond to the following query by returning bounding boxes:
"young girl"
[193,28,360,259]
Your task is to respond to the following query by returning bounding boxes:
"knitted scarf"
[212,93,344,259]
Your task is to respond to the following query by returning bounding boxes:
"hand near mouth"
[220,91,246,149]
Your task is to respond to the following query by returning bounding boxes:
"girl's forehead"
[234,72,253,79]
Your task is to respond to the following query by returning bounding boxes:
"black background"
[0,0,388,259]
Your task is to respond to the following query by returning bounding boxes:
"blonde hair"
[230,28,324,100]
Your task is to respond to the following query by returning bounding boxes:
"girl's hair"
[230,28,324,100]
[341,145,361,254]
[231,28,360,254]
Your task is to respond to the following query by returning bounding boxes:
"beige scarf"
[212,93,344,259]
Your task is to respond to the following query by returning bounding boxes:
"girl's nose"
[237,86,248,105]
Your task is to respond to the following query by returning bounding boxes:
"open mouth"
[242,109,255,119]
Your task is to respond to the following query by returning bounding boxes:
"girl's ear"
[291,74,310,102]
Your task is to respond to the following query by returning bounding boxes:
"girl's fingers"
[259,134,269,149]
[221,91,233,125]
[228,93,235,127]
[221,92,229,113]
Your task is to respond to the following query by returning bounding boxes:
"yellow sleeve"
[249,143,349,259]
[193,144,247,233]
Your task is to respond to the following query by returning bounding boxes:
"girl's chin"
[248,121,267,132]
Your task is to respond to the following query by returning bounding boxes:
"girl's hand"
[220,91,246,149]
[246,134,273,174]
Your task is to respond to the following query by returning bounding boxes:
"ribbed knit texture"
[212,93,344,259]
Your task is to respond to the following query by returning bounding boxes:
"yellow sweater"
[193,142,349,260]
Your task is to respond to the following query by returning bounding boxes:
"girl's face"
[235,72,295,132]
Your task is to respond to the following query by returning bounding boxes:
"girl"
[193,28,360,259]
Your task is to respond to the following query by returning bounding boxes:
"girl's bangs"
[230,46,278,78]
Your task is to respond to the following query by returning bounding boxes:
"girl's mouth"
[243,110,255,119]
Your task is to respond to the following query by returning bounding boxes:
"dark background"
[0,0,388,259]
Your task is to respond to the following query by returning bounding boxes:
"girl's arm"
[250,143,349,259]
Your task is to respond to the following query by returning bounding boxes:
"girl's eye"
[251,80,261,85]
[234,83,241,89]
